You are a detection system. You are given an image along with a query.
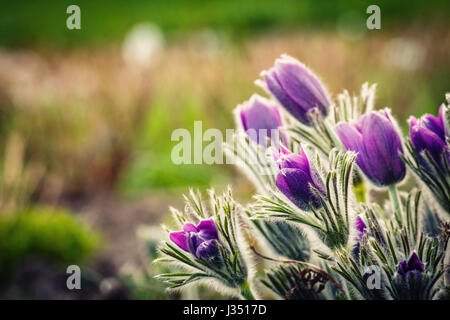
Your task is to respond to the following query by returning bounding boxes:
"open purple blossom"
[409,104,449,170]
[259,54,331,125]
[273,145,326,211]
[335,109,406,186]
[169,220,221,261]
[397,252,425,280]
[237,94,287,146]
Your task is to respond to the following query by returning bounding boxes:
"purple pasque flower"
[169,220,220,261]
[354,216,368,241]
[237,94,287,146]
[409,104,449,170]
[273,145,326,211]
[259,54,331,125]
[397,252,425,280]
[335,108,406,187]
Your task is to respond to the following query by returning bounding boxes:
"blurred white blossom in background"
[122,23,165,67]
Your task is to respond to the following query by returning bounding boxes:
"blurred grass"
[0,207,100,273]
[119,98,231,194]
[1,0,450,47]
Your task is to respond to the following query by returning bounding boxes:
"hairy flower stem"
[240,281,256,300]
[388,184,403,225]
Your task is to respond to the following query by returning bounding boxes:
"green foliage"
[250,218,310,262]
[0,207,100,273]
[120,152,228,194]
[118,95,231,195]
[403,139,450,214]
[1,0,450,47]
[331,191,447,300]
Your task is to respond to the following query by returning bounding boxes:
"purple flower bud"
[236,94,287,146]
[355,216,367,241]
[397,252,425,280]
[351,216,368,260]
[409,104,449,170]
[195,239,220,261]
[259,54,331,125]
[169,220,220,260]
[335,109,406,186]
[273,145,326,210]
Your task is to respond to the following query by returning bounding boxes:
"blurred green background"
[0,0,448,299]
[2,0,449,46]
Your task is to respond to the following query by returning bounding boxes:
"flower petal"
[355,216,367,240]
[169,231,189,252]
[195,239,220,260]
[276,168,323,210]
[264,70,310,124]
[397,260,408,277]
[279,151,310,172]
[335,122,363,152]
[411,125,446,167]
[197,219,218,240]
[335,121,371,175]
[439,103,448,138]
[183,223,198,233]
[275,57,330,116]
[407,252,424,273]
[360,111,405,186]
[422,113,445,140]
[238,94,286,146]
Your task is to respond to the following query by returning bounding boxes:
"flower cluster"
[156,55,450,300]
